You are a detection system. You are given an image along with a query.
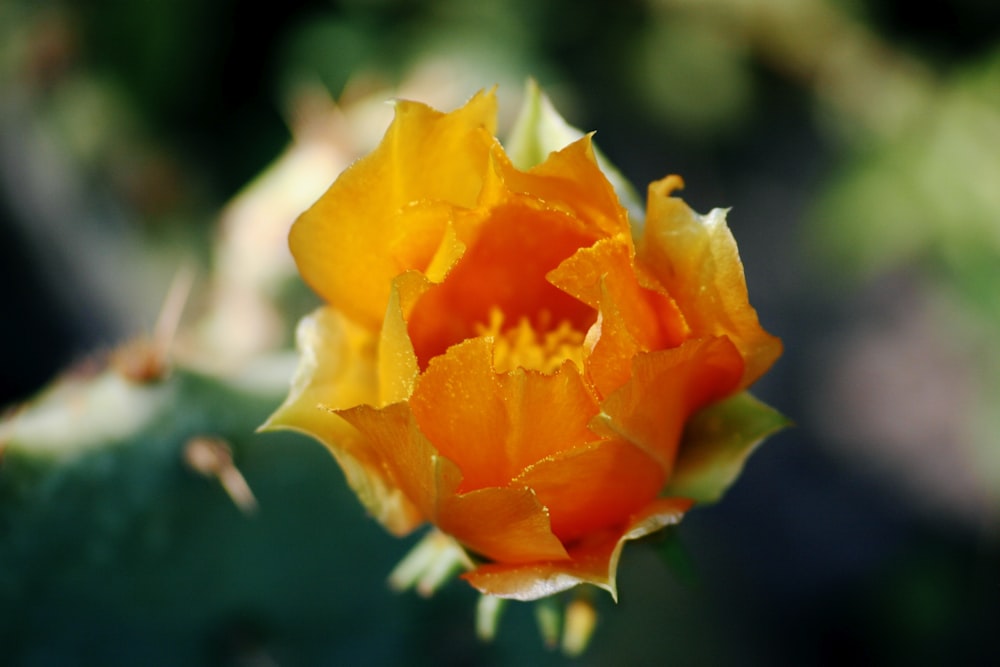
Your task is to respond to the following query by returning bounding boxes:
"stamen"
[474,308,585,373]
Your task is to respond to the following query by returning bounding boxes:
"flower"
[266,87,784,603]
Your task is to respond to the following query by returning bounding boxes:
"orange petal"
[497,362,602,473]
[338,400,568,564]
[406,196,597,367]
[411,338,603,491]
[583,301,637,399]
[462,497,692,601]
[514,438,665,543]
[262,307,422,535]
[549,235,690,397]
[437,486,569,564]
[591,337,744,475]
[335,401,443,522]
[408,338,510,490]
[290,90,497,328]
[639,176,783,387]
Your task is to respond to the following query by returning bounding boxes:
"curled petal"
[592,337,744,475]
[462,497,692,601]
[338,400,568,564]
[513,438,665,543]
[639,177,783,387]
[549,236,689,397]
[262,308,422,535]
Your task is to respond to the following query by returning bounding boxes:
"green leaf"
[505,79,645,225]
[663,392,790,504]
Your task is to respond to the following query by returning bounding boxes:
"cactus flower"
[266,87,784,603]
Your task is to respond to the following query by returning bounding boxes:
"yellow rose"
[267,88,783,601]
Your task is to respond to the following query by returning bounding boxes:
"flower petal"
[462,497,692,601]
[499,135,630,240]
[505,79,644,221]
[406,191,598,366]
[408,337,510,490]
[409,339,602,491]
[591,337,744,475]
[262,308,422,535]
[338,400,568,564]
[549,235,690,397]
[378,280,420,406]
[513,438,665,543]
[335,401,444,522]
[290,90,497,328]
[639,176,783,387]
[438,486,569,564]
[498,362,602,475]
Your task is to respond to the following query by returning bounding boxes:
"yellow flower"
[266,88,783,601]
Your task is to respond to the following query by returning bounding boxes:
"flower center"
[475,308,586,374]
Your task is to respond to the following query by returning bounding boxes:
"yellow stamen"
[475,308,585,374]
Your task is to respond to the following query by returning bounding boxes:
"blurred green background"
[2,0,999,665]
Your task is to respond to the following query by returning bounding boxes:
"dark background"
[2,1,999,665]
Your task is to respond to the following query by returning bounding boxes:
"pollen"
[475,308,586,374]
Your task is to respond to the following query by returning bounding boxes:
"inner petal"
[406,203,598,368]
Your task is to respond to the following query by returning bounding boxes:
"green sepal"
[664,391,790,504]
[505,79,645,225]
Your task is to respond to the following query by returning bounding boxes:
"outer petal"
[409,339,601,491]
[462,497,692,601]
[262,307,422,535]
[505,79,645,221]
[337,400,568,564]
[437,486,570,564]
[591,337,744,475]
[499,136,630,240]
[290,90,497,328]
[513,438,665,544]
[639,176,783,387]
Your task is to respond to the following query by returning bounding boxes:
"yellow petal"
[496,135,630,240]
[262,307,422,535]
[639,176,782,387]
[290,90,497,328]
[377,278,420,406]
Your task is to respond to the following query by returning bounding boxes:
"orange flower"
[266,89,783,602]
